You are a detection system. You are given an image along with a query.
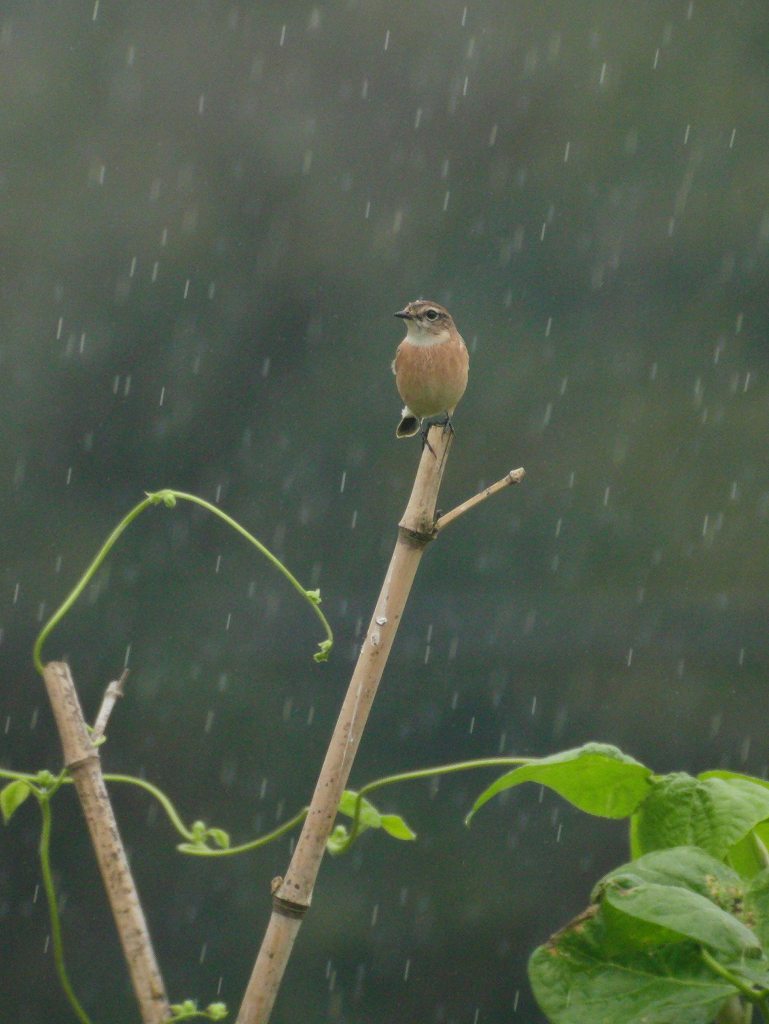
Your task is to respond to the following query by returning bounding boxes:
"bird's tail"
[395,413,421,438]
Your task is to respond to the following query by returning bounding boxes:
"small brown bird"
[392,299,469,439]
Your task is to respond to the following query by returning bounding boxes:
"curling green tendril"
[33,489,333,675]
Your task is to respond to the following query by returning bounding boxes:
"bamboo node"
[271,894,310,920]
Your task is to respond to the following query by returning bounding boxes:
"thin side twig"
[434,467,525,534]
[92,667,129,741]
[42,661,169,1024]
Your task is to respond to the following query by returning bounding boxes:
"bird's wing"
[391,339,407,376]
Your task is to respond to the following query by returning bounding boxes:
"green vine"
[32,488,333,675]
[0,771,94,1024]
[102,774,309,856]
[332,756,530,853]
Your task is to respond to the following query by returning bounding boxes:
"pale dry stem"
[236,433,524,1024]
[42,661,169,1024]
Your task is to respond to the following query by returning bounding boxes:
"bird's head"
[394,300,455,345]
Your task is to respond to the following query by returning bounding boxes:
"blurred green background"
[2,2,769,1022]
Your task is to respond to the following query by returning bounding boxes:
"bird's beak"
[394,307,412,319]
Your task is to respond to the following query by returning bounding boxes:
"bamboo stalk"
[236,426,455,1023]
[42,661,170,1024]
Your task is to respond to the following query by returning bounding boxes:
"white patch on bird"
[404,322,450,347]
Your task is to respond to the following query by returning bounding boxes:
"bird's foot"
[440,411,456,436]
[420,422,437,457]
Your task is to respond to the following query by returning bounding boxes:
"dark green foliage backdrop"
[2,3,768,1022]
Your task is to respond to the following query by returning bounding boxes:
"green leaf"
[602,879,759,959]
[332,792,416,848]
[529,910,736,1024]
[314,638,332,663]
[1,780,31,823]
[170,998,197,1014]
[591,849,759,963]
[723,956,769,991]
[632,774,769,860]
[206,828,230,849]
[745,868,769,951]
[380,813,417,841]
[700,769,769,791]
[177,823,230,853]
[146,489,177,508]
[467,743,652,824]
[530,848,766,1023]
[338,790,381,828]
[168,997,228,1021]
[594,847,746,907]
[326,824,350,855]
[722,829,766,879]
[700,771,769,877]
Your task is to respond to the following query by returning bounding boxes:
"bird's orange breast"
[393,336,469,418]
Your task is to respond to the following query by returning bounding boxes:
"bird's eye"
[425,308,439,321]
